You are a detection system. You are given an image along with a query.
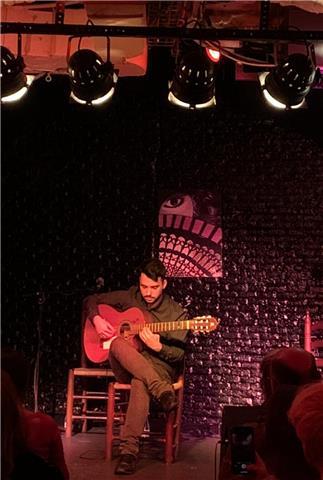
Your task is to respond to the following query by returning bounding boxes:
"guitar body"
[83,305,150,364]
[83,304,220,364]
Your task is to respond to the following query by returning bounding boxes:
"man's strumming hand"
[93,315,116,339]
[139,327,162,352]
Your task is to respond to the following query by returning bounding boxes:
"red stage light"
[206,48,220,63]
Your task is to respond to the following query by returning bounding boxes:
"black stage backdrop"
[2,48,322,436]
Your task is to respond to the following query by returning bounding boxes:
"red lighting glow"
[206,48,220,63]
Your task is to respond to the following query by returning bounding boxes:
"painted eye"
[164,196,184,208]
[159,195,194,217]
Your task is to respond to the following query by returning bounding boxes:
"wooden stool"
[65,367,115,438]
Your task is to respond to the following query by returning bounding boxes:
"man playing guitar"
[83,258,189,475]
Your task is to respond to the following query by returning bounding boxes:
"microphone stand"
[33,289,46,412]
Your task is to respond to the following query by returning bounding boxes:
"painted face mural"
[158,190,222,278]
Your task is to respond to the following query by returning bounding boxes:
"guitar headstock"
[189,316,220,333]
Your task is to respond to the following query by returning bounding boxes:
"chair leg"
[214,439,222,480]
[173,387,184,460]
[165,410,176,464]
[106,382,116,460]
[81,392,88,433]
[65,369,74,438]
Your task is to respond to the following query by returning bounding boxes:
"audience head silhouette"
[1,370,26,480]
[1,348,69,480]
[288,382,323,479]
[260,346,321,401]
[1,347,31,401]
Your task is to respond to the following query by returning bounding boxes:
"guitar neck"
[131,320,191,334]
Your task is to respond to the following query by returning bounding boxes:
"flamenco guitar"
[83,304,220,364]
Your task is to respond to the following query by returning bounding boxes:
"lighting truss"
[2,22,323,41]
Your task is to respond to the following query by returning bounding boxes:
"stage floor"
[62,429,217,480]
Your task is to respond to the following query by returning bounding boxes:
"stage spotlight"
[168,48,216,110]
[0,46,33,103]
[206,48,221,63]
[259,53,316,110]
[68,49,118,106]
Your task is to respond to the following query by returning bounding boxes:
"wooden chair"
[304,309,323,368]
[65,305,117,438]
[65,366,115,437]
[106,374,184,463]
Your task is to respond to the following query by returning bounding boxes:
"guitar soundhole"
[120,322,131,339]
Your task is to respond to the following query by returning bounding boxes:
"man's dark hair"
[139,258,166,281]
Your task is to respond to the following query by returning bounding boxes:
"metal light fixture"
[1,38,33,104]
[205,48,221,63]
[259,52,317,110]
[67,37,117,106]
[168,47,216,110]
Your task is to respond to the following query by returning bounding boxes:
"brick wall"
[2,67,322,436]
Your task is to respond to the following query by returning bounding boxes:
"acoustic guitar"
[83,304,220,363]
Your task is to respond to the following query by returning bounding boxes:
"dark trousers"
[109,337,173,456]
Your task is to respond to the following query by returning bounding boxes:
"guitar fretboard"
[131,320,192,334]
